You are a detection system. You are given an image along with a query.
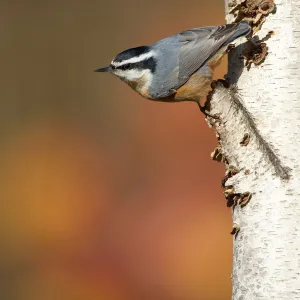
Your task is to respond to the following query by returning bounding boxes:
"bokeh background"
[1,1,232,299]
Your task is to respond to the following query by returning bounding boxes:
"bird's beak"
[94,66,110,72]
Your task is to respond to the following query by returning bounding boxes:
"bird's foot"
[226,43,236,53]
[197,102,220,120]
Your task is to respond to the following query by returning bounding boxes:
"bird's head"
[95,46,157,86]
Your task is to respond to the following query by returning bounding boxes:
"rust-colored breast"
[173,71,212,101]
[173,49,227,102]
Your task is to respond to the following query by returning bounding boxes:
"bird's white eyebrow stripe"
[112,51,155,67]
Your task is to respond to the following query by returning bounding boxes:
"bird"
[95,20,251,113]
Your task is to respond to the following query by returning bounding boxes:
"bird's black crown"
[111,46,156,73]
[113,46,151,62]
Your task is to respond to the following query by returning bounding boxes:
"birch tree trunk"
[208,0,300,299]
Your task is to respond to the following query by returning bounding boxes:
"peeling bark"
[208,0,300,299]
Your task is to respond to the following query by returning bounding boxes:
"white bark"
[209,0,300,299]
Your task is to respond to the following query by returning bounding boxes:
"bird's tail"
[226,20,251,43]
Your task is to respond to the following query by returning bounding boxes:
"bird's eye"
[120,64,131,70]
[110,64,115,70]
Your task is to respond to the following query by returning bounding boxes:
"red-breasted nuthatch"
[95,21,250,111]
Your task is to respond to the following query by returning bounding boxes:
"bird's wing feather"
[150,22,250,99]
[175,24,238,89]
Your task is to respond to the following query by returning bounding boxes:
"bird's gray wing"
[175,22,248,89]
[150,22,250,98]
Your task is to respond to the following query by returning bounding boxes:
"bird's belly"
[173,48,227,101]
[174,70,212,101]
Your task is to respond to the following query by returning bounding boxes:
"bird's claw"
[197,102,220,120]
[226,43,236,53]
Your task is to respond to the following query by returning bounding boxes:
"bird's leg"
[226,43,236,53]
[196,100,220,120]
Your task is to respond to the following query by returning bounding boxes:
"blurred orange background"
[1,1,232,299]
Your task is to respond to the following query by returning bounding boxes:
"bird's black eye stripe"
[118,64,132,70]
[113,57,156,73]
[141,57,156,73]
